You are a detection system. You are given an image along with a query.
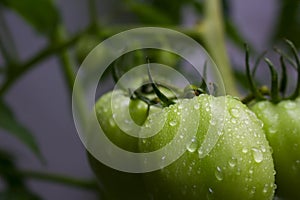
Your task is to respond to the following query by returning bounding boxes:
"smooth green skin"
[89,90,151,200]
[251,99,300,200]
[140,95,275,200]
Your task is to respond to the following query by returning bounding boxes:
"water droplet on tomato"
[228,157,237,168]
[169,121,177,126]
[230,108,239,118]
[252,147,263,163]
[215,166,223,181]
[187,137,198,153]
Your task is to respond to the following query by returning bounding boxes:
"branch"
[0,29,86,96]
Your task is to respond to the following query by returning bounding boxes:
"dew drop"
[187,138,198,153]
[228,157,237,168]
[198,148,204,158]
[217,131,223,136]
[231,118,237,124]
[242,148,248,154]
[215,166,223,181]
[169,121,177,127]
[194,103,200,110]
[250,186,256,194]
[230,108,240,118]
[263,184,268,193]
[268,127,277,134]
[252,147,264,163]
[249,168,253,174]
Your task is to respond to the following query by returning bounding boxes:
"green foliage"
[0,150,41,200]
[0,0,60,36]
[0,100,43,162]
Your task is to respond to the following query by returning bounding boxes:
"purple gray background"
[0,0,277,199]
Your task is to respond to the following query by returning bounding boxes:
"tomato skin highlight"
[251,99,300,200]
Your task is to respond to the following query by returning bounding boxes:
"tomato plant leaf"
[124,0,173,25]
[0,0,60,36]
[0,100,44,162]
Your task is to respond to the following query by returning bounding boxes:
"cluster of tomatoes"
[88,41,300,200]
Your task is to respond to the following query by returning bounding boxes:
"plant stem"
[0,29,86,96]
[0,25,204,96]
[52,25,76,94]
[88,0,98,30]
[200,0,238,96]
[0,6,19,66]
[2,167,99,190]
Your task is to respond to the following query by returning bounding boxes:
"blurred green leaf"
[125,0,173,25]
[0,0,60,36]
[0,149,40,200]
[0,100,43,162]
[0,188,41,200]
[273,0,300,48]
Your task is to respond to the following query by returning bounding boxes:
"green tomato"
[140,94,275,200]
[251,99,300,200]
[88,90,151,200]
[90,89,275,199]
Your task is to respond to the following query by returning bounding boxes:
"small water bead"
[231,118,237,124]
[141,139,147,144]
[250,186,256,195]
[187,138,198,153]
[268,127,277,134]
[236,168,241,176]
[228,157,237,168]
[217,131,223,136]
[252,147,264,163]
[194,103,200,110]
[215,166,224,181]
[230,108,240,118]
[169,121,177,127]
[249,168,254,174]
[198,148,204,158]
[242,148,248,154]
[263,184,269,193]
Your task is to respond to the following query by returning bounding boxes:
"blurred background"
[0,0,299,199]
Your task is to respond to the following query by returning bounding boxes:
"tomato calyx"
[243,40,300,104]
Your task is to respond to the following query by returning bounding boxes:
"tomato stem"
[264,58,280,103]
[279,55,288,97]
[147,61,175,107]
[245,44,265,101]
[200,60,208,93]
[252,51,267,76]
[285,39,300,99]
